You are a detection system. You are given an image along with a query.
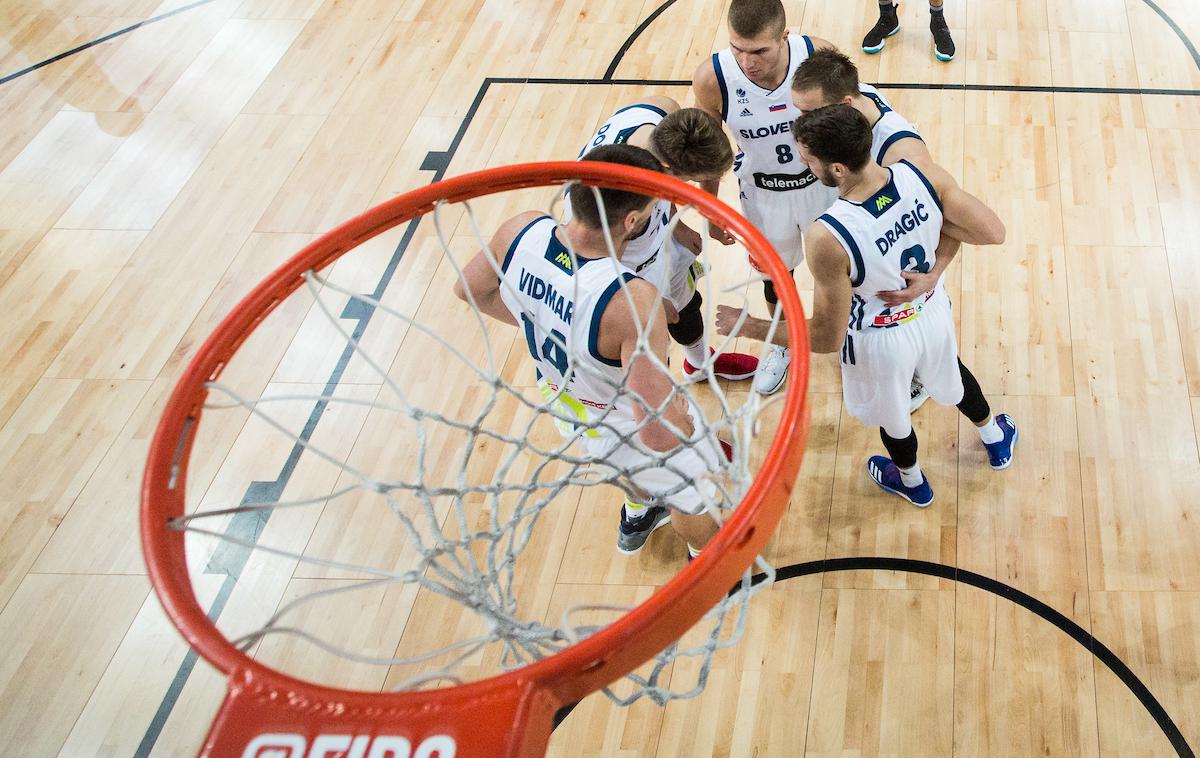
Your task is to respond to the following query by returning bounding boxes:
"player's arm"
[691,58,736,245]
[804,224,853,353]
[877,232,961,307]
[452,211,542,326]
[713,226,851,351]
[919,161,1006,246]
[600,277,693,451]
[808,35,836,51]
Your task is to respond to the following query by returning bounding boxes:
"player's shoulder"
[494,211,549,251]
[692,54,720,88]
[805,34,835,52]
[592,274,655,342]
[637,95,681,115]
[691,56,725,118]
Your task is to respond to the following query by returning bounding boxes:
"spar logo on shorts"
[241,733,456,758]
[872,291,936,328]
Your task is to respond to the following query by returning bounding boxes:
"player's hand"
[674,224,703,255]
[663,300,680,324]
[878,270,937,307]
[714,304,745,337]
[707,221,735,246]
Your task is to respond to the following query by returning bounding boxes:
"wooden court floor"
[2,0,1199,755]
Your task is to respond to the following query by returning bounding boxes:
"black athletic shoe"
[617,505,670,554]
[862,3,900,54]
[930,12,955,61]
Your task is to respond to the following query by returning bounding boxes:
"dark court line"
[1140,0,1200,71]
[603,0,681,81]
[479,75,1200,96]
[554,557,1194,757]
[0,0,217,87]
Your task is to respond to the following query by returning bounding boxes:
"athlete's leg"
[669,509,719,555]
[956,359,1018,469]
[754,271,794,394]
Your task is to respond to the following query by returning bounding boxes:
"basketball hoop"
[142,161,811,757]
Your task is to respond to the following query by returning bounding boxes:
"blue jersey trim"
[502,215,551,274]
[819,213,866,288]
[875,130,923,165]
[589,272,638,367]
[802,34,814,56]
[610,103,669,119]
[898,158,943,212]
[712,53,729,122]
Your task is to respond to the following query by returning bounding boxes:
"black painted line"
[135,574,237,758]
[0,0,218,87]
[468,76,1200,96]
[1140,0,1200,71]
[603,0,681,81]
[135,78,498,752]
[554,557,1194,757]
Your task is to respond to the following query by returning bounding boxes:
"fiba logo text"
[241,733,456,758]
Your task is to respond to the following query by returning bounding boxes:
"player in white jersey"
[567,97,758,384]
[791,47,941,412]
[453,145,725,559]
[693,0,836,396]
[716,105,1017,506]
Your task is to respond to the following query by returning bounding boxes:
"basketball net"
[143,162,811,756]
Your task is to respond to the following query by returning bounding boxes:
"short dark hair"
[650,108,733,178]
[728,0,786,38]
[791,48,859,102]
[570,144,663,229]
[792,104,872,171]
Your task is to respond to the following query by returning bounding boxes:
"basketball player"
[453,144,724,557]
[568,96,758,384]
[717,105,1016,504]
[692,0,837,395]
[791,46,940,411]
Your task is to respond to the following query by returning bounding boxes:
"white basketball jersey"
[817,160,945,332]
[714,34,837,225]
[858,83,924,166]
[564,104,672,275]
[498,216,640,427]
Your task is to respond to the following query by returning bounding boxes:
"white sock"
[977,417,1003,444]
[898,462,924,487]
[623,499,647,519]
[687,544,702,558]
[683,338,708,368]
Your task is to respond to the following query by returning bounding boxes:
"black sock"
[880,428,919,470]
[956,359,991,424]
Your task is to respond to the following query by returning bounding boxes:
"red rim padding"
[141,161,811,758]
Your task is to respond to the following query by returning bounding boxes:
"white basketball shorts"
[583,398,724,516]
[839,290,963,438]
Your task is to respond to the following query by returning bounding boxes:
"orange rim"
[141,161,811,756]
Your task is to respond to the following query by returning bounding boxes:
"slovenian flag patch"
[769,104,787,112]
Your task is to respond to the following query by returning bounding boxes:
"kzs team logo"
[736,86,749,104]
[241,733,456,758]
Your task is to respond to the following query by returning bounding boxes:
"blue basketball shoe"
[867,455,934,507]
[983,414,1018,470]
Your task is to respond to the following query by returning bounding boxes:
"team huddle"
[455,0,1018,561]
